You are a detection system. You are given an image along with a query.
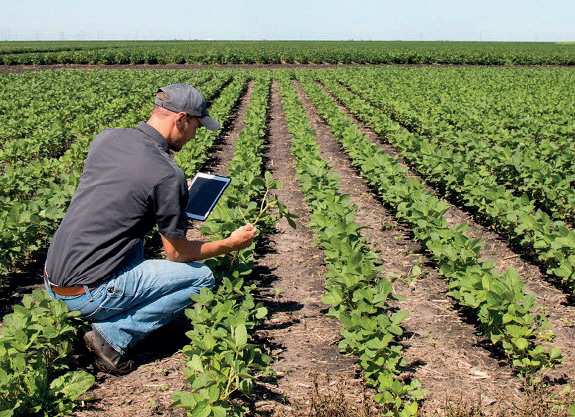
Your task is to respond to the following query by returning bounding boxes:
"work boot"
[83,326,136,375]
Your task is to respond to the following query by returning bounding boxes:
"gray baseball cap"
[155,83,220,131]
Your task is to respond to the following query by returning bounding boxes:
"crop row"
[313,71,575,294]
[0,71,192,151]
[173,72,297,416]
[294,71,562,377]
[277,73,424,416]
[344,68,575,187]
[2,41,575,65]
[0,41,146,55]
[333,67,575,146]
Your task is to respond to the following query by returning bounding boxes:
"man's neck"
[146,117,171,140]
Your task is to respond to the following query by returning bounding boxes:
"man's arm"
[161,223,257,262]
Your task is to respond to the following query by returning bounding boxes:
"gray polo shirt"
[46,122,189,287]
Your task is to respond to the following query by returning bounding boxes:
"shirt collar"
[136,122,169,154]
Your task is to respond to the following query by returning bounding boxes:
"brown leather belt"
[43,270,97,296]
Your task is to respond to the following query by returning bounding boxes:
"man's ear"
[175,112,187,129]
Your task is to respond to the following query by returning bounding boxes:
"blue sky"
[1,0,574,42]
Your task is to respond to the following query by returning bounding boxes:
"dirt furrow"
[200,80,254,177]
[291,79,528,413]
[72,80,255,417]
[252,81,362,412]
[315,80,575,385]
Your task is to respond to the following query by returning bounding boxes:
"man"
[44,83,256,375]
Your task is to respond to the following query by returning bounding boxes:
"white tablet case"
[185,173,231,220]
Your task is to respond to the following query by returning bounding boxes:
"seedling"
[399,264,427,287]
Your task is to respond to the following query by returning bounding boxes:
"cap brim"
[198,115,220,131]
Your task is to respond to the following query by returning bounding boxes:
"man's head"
[148,84,220,152]
[154,84,219,131]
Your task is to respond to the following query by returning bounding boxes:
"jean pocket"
[62,287,105,318]
[57,293,89,311]
[82,288,108,319]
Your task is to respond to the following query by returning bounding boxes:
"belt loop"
[83,285,94,301]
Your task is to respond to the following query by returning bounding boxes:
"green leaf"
[255,307,267,319]
[235,324,248,349]
[322,291,343,306]
[190,355,204,372]
[50,370,95,400]
[171,390,198,409]
[191,401,211,417]
[391,310,409,325]
[264,171,277,188]
[549,347,562,360]
[513,337,529,351]
[207,384,221,403]
[239,378,253,394]
[212,406,227,417]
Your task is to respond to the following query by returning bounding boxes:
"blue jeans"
[45,242,214,355]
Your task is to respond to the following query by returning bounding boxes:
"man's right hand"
[226,223,257,251]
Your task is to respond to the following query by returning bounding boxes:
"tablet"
[185,173,231,221]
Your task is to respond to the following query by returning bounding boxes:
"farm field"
[1,65,575,416]
[1,40,575,65]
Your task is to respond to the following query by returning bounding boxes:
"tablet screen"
[185,173,231,221]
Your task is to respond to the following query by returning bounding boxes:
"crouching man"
[44,83,256,375]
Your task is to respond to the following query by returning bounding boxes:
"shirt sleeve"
[152,174,189,238]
